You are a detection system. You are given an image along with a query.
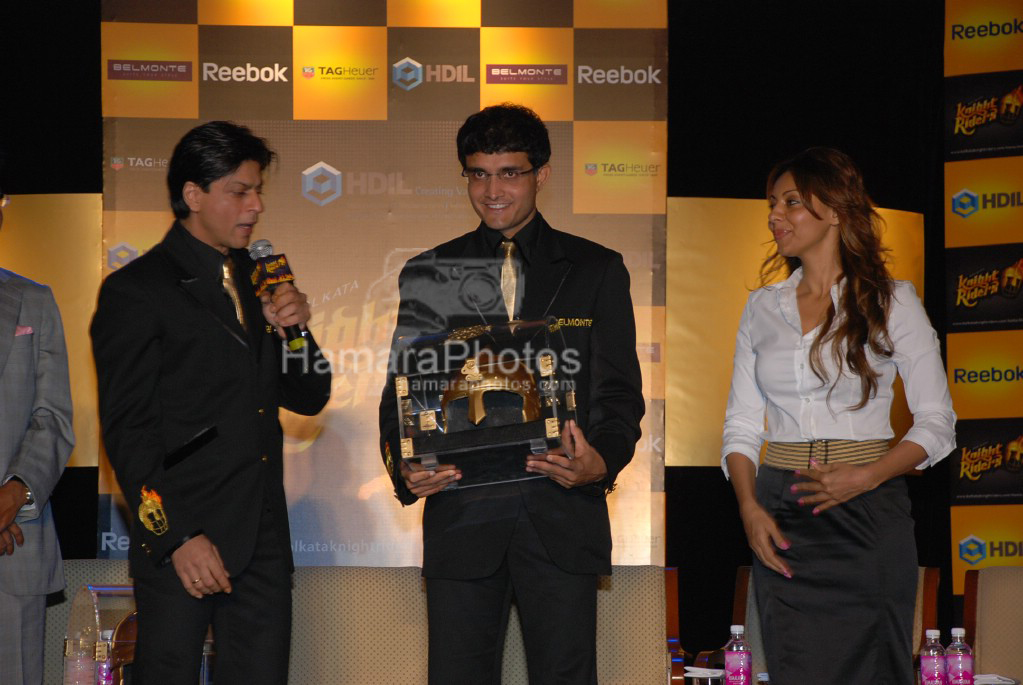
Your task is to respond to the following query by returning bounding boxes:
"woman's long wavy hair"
[760,147,894,410]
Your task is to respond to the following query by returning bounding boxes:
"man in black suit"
[379,104,644,684]
[91,121,330,685]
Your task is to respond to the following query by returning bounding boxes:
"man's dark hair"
[167,121,275,220]
[456,104,551,170]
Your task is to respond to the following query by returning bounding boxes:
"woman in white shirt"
[722,147,955,684]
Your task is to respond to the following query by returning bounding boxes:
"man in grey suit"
[0,185,75,685]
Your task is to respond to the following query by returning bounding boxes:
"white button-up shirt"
[721,268,956,477]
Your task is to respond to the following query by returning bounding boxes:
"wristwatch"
[9,477,34,507]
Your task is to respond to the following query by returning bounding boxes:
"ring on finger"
[192,578,201,584]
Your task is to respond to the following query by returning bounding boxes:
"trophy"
[394,318,577,488]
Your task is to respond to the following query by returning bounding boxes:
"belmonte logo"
[486,65,567,85]
[108,60,192,82]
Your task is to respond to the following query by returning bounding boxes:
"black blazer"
[379,215,644,578]
[91,223,331,578]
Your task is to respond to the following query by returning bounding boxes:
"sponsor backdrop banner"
[98,0,667,567]
[945,1,1023,595]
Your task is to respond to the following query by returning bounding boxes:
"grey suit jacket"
[0,268,73,596]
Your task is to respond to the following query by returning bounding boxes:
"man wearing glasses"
[0,186,75,685]
[379,104,643,684]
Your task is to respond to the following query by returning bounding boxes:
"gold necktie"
[221,259,248,331]
[500,240,517,321]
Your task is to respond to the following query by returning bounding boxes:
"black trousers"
[425,504,598,685]
[132,507,292,685]
[753,466,917,685]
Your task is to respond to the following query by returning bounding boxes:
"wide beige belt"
[764,439,889,470]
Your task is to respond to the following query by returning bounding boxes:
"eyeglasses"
[461,167,538,184]
[0,193,8,209]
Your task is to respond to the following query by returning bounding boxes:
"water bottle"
[724,624,752,684]
[946,627,974,685]
[920,629,948,685]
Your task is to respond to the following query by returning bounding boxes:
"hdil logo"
[952,187,1023,217]
[393,58,423,91]
[392,56,474,91]
[952,189,979,218]
[107,243,139,271]
[302,162,342,206]
[959,535,986,565]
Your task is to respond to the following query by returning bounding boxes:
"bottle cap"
[730,624,745,634]
[926,629,940,638]
[951,627,965,637]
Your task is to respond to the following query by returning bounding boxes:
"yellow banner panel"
[574,0,667,28]
[480,28,574,122]
[665,198,924,467]
[0,194,102,468]
[947,330,1023,420]
[388,0,481,27]
[101,23,198,119]
[198,0,293,26]
[945,0,1023,76]
[950,504,1023,593]
[945,156,1023,248]
[572,121,666,215]
[293,26,388,121]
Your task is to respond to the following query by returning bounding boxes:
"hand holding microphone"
[249,239,310,350]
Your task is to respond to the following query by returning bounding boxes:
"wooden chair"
[694,566,764,675]
[665,567,691,681]
[963,567,1023,677]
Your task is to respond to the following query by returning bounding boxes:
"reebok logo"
[202,62,289,82]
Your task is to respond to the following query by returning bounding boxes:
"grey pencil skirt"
[752,465,917,685]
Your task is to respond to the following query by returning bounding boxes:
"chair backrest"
[50,561,667,685]
[736,567,766,677]
[502,565,668,685]
[964,566,1023,676]
[912,566,940,656]
[288,565,429,684]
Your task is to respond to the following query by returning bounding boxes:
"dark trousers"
[132,509,292,685]
[426,506,598,685]
[754,466,917,685]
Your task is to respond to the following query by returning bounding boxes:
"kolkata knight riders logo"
[138,486,169,535]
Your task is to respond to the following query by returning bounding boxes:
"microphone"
[248,239,307,351]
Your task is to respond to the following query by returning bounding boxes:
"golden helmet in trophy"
[441,357,541,427]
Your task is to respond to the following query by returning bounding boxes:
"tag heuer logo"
[111,157,124,171]
[302,66,315,79]
[584,163,597,176]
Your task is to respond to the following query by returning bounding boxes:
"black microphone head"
[249,239,273,260]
